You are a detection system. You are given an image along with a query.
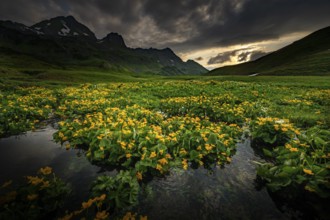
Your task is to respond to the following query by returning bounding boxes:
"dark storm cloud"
[208,50,242,65]
[0,0,65,25]
[177,0,330,52]
[250,50,269,61]
[237,52,251,62]
[207,52,232,65]
[237,50,269,62]
[0,0,330,52]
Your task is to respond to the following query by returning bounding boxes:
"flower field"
[0,79,329,219]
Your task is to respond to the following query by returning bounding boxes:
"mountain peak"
[100,32,127,48]
[31,16,96,40]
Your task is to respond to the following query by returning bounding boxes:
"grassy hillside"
[207,26,330,76]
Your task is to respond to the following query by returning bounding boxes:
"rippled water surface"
[0,127,299,219]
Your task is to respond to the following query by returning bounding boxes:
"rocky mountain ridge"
[0,16,207,75]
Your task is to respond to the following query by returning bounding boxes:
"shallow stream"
[0,126,315,219]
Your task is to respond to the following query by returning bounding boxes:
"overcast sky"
[1,0,329,69]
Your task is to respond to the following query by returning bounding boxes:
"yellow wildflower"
[156,164,163,171]
[95,210,109,220]
[303,168,314,175]
[98,194,106,201]
[182,159,188,170]
[136,172,143,180]
[27,194,38,201]
[122,212,136,220]
[1,180,12,188]
[158,158,168,165]
[82,199,94,209]
[0,191,17,204]
[179,148,187,155]
[149,151,157,158]
[285,143,292,149]
[223,140,230,146]
[128,143,133,149]
[73,209,83,216]
[165,153,172,159]
[226,157,232,163]
[58,213,73,220]
[27,176,44,185]
[289,148,299,152]
[126,153,132,159]
[39,166,52,175]
[41,181,50,188]
[120,142,127,150]
[205,144,213,151]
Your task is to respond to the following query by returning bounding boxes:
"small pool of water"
[136,140,287,220]
[0,126,103,208]
[0,127,315,219]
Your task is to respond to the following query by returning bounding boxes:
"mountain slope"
[0,16,207,75]
[207,26,330,76]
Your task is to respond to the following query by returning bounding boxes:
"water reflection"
[136,140,287,220]
[0,126,102,208]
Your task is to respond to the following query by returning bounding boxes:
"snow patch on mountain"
[58,23,71,36]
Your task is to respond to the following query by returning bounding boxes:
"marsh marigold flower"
[95,210,109,220]
[27,176,43,185]
[289,147,299,152]
[303,168,314,175]
[149,151,157,158]
[39,166,52,175]
[27,194,38,201]
[82,199,94,209]
[136,172,143,180]
[1,180,12,188]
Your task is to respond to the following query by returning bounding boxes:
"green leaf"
[208,133,217,145]
[262,148,273,157]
